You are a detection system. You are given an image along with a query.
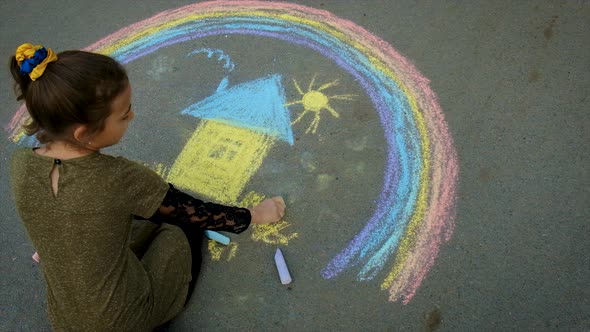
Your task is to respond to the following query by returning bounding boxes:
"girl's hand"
[249,196,286,225]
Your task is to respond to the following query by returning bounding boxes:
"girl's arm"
[142,184,285,233]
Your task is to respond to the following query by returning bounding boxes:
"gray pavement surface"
[1,1,589,331]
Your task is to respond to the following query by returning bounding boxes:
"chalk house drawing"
[167,71,299,257]
[5,1,458,304]
[169,74,292,203]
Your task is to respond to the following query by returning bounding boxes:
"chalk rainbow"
[5,1,458,303]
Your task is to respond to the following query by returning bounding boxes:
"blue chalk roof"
[181,74,294,145]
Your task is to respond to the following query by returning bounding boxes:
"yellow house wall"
[167,120,275,204]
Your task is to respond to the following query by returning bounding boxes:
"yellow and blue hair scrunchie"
[15,43,58,81]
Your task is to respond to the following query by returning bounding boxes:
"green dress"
[10,148,191,331]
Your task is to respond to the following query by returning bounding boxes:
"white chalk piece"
[274,248,292,285]
[32,251,40,263]
[204,230,230,245]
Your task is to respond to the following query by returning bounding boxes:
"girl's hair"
[9,50,128,143]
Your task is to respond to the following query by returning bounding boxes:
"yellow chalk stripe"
[154,163,166,177]
[140,162,169,178]
[99,11,406,93]
[150,162,169,178]
[238,191,266,207]
[238,191,299,246]
[167,120,275,205]
[251,221,299,246]
[381,98,431,290]
[208,240,224,261]
[10,130,26,143]
[208,240,238,262]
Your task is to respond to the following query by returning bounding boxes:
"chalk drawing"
[187,48,236,73]
[287,74,355,134]
[5,1,458,304]
[187,48,235,93]
[205,189,300,260]
[300,151,317,172]
[252,221,299,245]
[316,174,337,192]
[208,241,238,261]
[147,55,174,80]
[240,191,299,245]
[146,74,300,253]
[168,73,292,204]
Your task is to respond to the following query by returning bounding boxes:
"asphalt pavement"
[1,1,588,330]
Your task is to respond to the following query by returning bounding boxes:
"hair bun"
[15,43,58,81]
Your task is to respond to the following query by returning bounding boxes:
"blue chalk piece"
[274,248,292,285]
[204,230,230,245]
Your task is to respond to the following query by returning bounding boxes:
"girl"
[9,43,286,331]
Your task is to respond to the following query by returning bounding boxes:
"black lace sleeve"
[145,183,251,234]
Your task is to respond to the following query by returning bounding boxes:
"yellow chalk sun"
[287,74,355,134]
